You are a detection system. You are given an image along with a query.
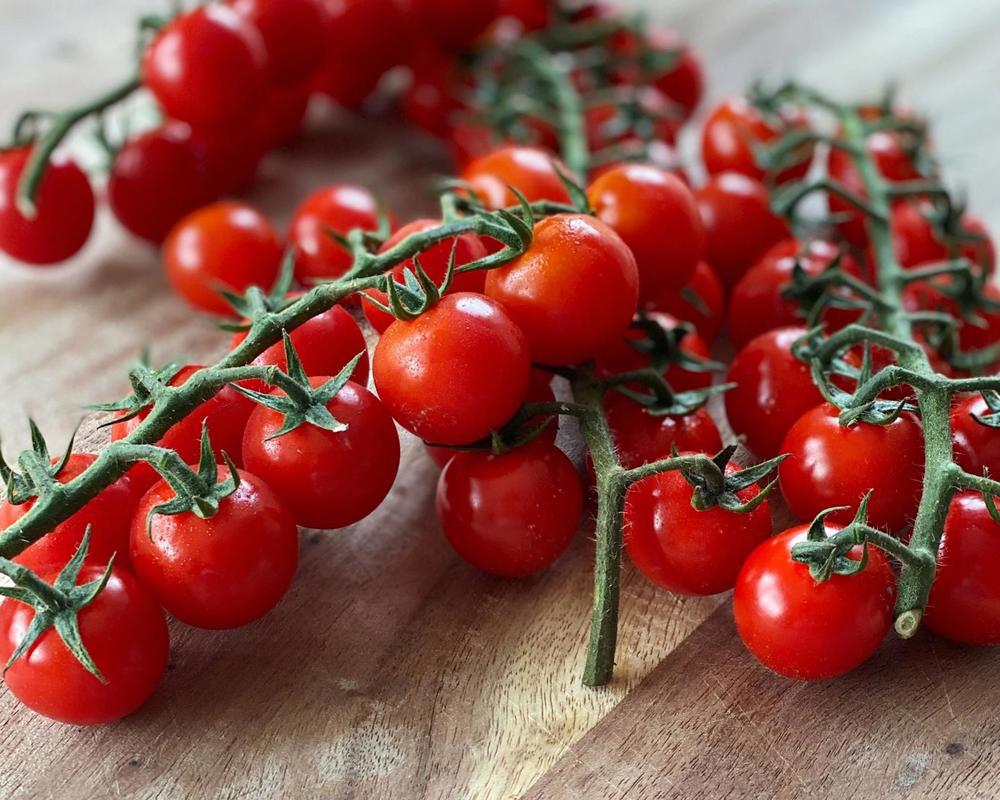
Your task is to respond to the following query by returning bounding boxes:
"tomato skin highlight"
[625,458,772,595]
[734,525,896,680]
[778,403,924,532]
[373,292,532,445]
[436,440,582,577]
[0,147,95,265]
[951,394,1000,480]
[131,470,299,629]
[460,146,572,210]
[485,213,639,366]
[0,566,169,725]
[242,379,400,529]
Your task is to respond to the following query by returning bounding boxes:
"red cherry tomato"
[485,213,639,365]
[587,164,704,299]
[646,260,725,342]
[585,87,681,151]
[0,454,140,573]
[242,378,399,528]
[460,146,572,210]
[401,46,467,139]
[0,147,94,265]
[701,97,812,184]
[644,28,704,119]
[362,219,488,333]
[436,439,582,577]
[373,292,531,445]
[952,394,1000,479]
[891,200,995,277]
[727,238,865,349]
[0,566,169,724]
[141,5,269,128]
[251,79,312,150]
[229,0,329,85]
[625,457,772,595]
[414,0,500,51]
[734,524,896,680]
[186,123,264,197]
[288,184,385,284]
[110,364,255,492]
[163,201,283,315]
[694,172,790,286]
[778,403,924,532]
[959,214,996,276]
[924,491,1000,644]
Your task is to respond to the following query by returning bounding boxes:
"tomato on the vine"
[460,146,572,210]
[587,164,704,299]
[642,28,704,120]
[0,147,95,265]
[163,201,283,316]
[251,79,312,150]
[229,0,329,85]
[646,260,725,342]
[625,456,772,595]
[436,439,582,577]
[401,46,467,139]
[734,524,896,680]
[891,200,995,276]
[373,292,531,445]
[951,394,1000,479]
[485,213,639,365]
[0,566,169,724]
[131,469,299,629]
[413,0,500,51]
[778,403,924,532]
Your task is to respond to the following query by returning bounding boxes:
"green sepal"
[971,390,1000,429]
[792,499,873,582]
[90,358,184,426]
[549,158,591,213]
[627,314,726,378]
[221,249,298,328]
[0,420,79,506]
[680,445,786,514]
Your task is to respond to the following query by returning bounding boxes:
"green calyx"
[0,419,78,506]
[220,249,298,330]
[90,356,184,427]
[678,444,785,514]
[790,498,877,582]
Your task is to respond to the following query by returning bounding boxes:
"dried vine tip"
[894,609,922,638]
[0,528,112,680]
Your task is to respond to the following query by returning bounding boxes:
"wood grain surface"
[1,1,999,799]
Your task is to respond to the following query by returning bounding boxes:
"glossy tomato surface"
[230,0,329,85]
[460,146,572,210]
[952,394,1000,479]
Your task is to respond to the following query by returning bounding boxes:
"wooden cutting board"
[1,1,999,798]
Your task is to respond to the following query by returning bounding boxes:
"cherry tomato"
[923,491,1000,644]
[587,164,704,299]
[892,200,995,276]
[959,214,996,276]
[701,97,812,184]
[0,147,94,265]
[436,439,582,577]
[0,454,140,573]
[460,146,572,210]
[642,28,704,120]
[734,524,896,680]
[163,201,283,315]
[141,6,269,128]
[625,456,772,595]
[778,403,924,532]
[187,123,264,197]
[288,184,385,284]
[229,0,329,85]
[727,238,865,349]
[230,300,369,393]
[414,0,500,51]
[485,213,639,365]
[242,378,399,528]
[694,172,790,286]
[951,394,1000,479]
[251,79,312,150]
[373,292,531,445]
[646,260,725,342]
[131,469,298,629]
[0,566,168,724]
[362,219,488,333]
[584,86,681,151]
[401,46,467,139]
[110,364,255,492]
[900,280,1000,369]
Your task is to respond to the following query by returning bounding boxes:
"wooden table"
[1,2,999,798]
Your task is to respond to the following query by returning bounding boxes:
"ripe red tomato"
[436,439,582,577]
[900,280,1000,369]
[414,0,500,51]
[584,86,681,151]
[401,46,467,139]
[625,456,772,595]
[952,394,1000,479]
[0,147,94,265]
[727,238,864,349]
[373,292,531,445]
[251,79,312,150]
[734,524,896,680]
[460,146,572,210]
[110,364,255,492]
[0,566,169,724]
[163,201,283,315]
[0,454,140,573]
[242,378,399,528]
[187,123,264,197]
[288,185,385,284]
[959,214,996,276]
[923,491,1000,644]
[694,172,790,286]
[891,200,995,276]
[131,469,298,629]
[644,28,704,119]
[141,5,269,128]
[701,97,813,184]
[646,260,725,342]
[778,403,924,532]
[485,213,639,365]
[362,219,488,333]
[587,164,704,300]
[229,0,329,85]
[231,300,369,392]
